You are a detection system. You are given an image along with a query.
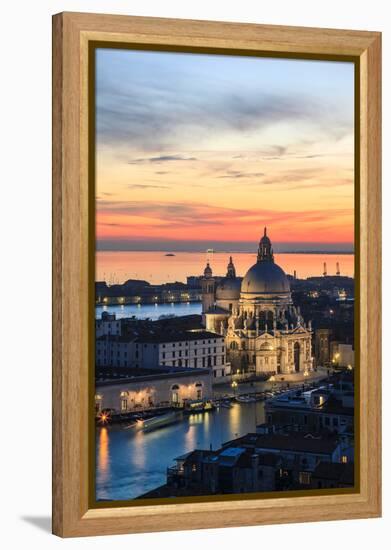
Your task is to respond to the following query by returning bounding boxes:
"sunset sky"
[96,49,355,252]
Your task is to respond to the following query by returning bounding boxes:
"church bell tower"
[201,262,215,313]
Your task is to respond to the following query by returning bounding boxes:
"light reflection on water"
[96,402,265,501]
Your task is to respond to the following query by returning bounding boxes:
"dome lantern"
[257,227,274,263]
[226,256,236,278]
[204,262,213,278]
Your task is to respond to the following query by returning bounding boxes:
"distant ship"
[206,248,214,254]
[165,253,176,256]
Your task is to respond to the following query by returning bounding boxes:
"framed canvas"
[52,12,381,537]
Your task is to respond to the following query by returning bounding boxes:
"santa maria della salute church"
[201,228,313,376]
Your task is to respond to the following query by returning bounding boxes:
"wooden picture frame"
[52,12,381,537]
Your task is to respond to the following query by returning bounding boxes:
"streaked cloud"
[95,49,355,249]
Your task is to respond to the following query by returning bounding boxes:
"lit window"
[341,455,348,464]
[299,472,311,485]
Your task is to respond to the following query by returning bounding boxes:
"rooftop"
[96,329,223,344]
[96,366,212,386]
[228,432,340,455]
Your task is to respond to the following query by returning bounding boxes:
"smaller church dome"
[216,277,241,301]
[203,262,212,278]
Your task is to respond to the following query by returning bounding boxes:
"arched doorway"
[171,384,180,405]
[294,342,300,372]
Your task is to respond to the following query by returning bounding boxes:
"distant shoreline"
[97,249,354,255]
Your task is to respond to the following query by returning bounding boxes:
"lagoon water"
[96,250,354,285]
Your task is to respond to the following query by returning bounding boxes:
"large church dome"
[241,227,290,296]
[241,261,290,295]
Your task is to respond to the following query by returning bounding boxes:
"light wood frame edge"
[52,12,381,538]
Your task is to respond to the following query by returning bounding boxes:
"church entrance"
[294,342,300,372]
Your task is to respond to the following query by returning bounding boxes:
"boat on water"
[236,395,257,403]
[184,399,216,414]
[165,253,175,256]
[124,411,182,432]
[220,401,233,409]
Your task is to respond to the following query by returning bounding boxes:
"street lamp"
[231,380,238,396]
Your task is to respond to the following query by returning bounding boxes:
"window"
[120,398,128,412]
[341,455,348,464]
[299,472,311,485]
[171,392,179,404]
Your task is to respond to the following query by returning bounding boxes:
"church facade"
[201,229,313,376]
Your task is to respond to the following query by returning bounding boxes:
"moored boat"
[184,399,216,414]
[236,395,257,403]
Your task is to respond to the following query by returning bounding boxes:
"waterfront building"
[202,228,313,376]
[166,447,280,495]
[162,430,348,496]
[95,278,201,306]
[95,367,212,413]
[96,328,230,380]
[263,372,354,460]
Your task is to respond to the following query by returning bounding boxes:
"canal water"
[95,301,202,320]
[96,401,265,501]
